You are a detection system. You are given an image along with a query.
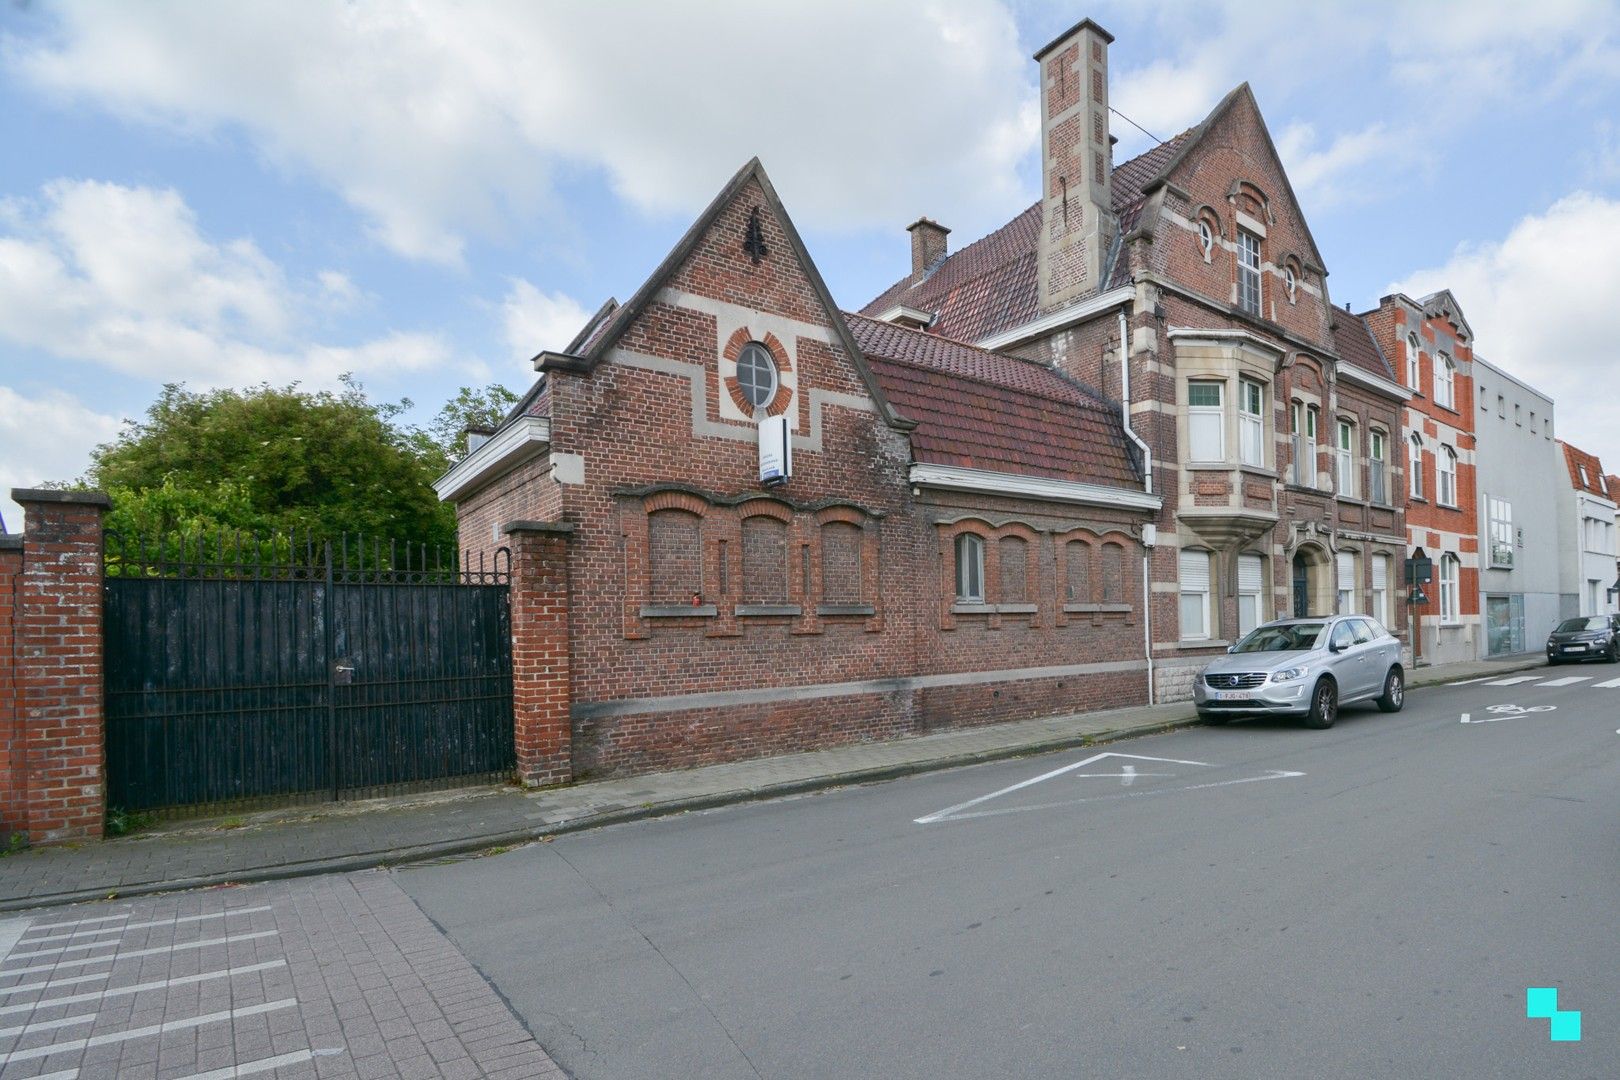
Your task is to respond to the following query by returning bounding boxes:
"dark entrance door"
[1292,553,1310,618]
[104,534,515,815]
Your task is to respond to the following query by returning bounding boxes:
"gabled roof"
[1416,289,1474,342]
[539,157,909,431]
[1559,440,1612,499]
[844,312,1142,489]
[859,130,1194,343]
[1330,310,1396,381]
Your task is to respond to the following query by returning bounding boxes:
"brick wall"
[0,536,21,843]
[4,490,110,844]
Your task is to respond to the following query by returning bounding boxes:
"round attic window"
[736,342,778,408]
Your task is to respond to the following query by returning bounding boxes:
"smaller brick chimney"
[907,218,950,283]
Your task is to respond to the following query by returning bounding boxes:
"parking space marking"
[22,912,130,933]
[19,905,273,947]
[0,998,295,1066]
[176,1047,339,1079]
[1594,677,1620,688]
[0,971,110,998]
[915,752,1213,825]
[1537,676,1594,687]
[0,929,277,978]
[0,1008,99,1039]
[7,937,121,961]
[30,1069,79,1080]
[0,959,287,1018]
[1485,676,1540,686]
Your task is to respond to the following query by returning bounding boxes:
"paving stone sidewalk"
[0,654,1540,913]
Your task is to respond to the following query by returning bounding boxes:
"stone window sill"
[817,603,876,617]
[1238,464,1278,480]
[1174,639,1230,650]
[1186,462,1233,472]
[641,604,718,618]
[951,602,1038,615]
[1063,602,1133,614]
[736,604,802,617]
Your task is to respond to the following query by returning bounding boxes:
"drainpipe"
[1120,308,1157,703]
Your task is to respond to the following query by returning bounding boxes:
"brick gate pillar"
[0,533,22,843]
[12,489,111,843]
[504,520,574,787]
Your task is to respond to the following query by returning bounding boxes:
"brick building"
[1555,441,1618,616]
[863,19,1409,701]
[439,159,1160,780]
[1362,291,1479,663]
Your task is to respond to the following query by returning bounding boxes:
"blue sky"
[3,0,1619,529]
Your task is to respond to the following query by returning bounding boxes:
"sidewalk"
[0,653,1542,912]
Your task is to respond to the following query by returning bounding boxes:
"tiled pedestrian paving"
[0,872,563,1079]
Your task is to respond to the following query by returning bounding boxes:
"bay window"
[1188,381,1225,462]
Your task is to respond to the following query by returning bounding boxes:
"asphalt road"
[399,670,1620,1079]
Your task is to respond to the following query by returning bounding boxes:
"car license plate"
[1564,644,1587,652]
[1213,691,1251,702]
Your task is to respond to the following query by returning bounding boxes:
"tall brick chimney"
[907,217,950,283]
[1034,17,1114,314]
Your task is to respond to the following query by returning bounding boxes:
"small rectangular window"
[1238,379,1264,466]
[1188,380,1225,462]
[1336,551,1357,614]
[1237,231,1262,315]
[1369,430,1387,505]
[954,533,985,603]
[1237,553,1264,636]
[1336,420,1357,498]
[1179,549,1212,640]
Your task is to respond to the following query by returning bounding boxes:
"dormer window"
[1237,230,1262,315]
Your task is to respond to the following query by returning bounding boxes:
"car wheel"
[1304,678,1337,729]
[1377,667,1404,713]
[1547,656,1562,666]
[1608,643,1619,664]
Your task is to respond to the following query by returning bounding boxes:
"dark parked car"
[1546,614,1620,664]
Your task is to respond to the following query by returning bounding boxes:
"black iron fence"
[104,531,515,816]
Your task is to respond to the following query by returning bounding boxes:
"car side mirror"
[1327,640,1341,654]
[1227,645,1236,654]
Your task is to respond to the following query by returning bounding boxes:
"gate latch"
[332,660,356,686]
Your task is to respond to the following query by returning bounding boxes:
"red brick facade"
[448,163,1158,781]
[0,536,21,843]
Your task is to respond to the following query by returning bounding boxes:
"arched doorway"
[1292,552,1310,618]
[1290,543,1331,618]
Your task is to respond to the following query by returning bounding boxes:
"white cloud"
[0,387,123,531]
[7,1,1038,263]
[1388,191,1620,469]
[0,178,455,388]
[501,280,590,362]
[1275,122,1407,210]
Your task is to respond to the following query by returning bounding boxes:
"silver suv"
[1193,615,1405,729]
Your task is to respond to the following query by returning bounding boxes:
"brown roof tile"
[1331,310,1396,381]
[845,313,1141,489]
[860,129,1195,342]
[1560,440,1612,498]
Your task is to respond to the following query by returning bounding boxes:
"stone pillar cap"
[10,488,112,508]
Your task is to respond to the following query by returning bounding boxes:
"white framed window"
[954,533,985,603]
[1435,354,1455,409]
[736,342,779,409]
[1197,220,1213,259]
[1284,265,1297,302]
[1179,549,1213,640]
[1488,497,1514,568]
[1438,444,1457,507]
[1187,380,1225,462]
[1439,553,1460,624]
[1369,429,1388,504]
[1237,230,1262,315]
[1239,379,1265,466]
[1237,553,1264,636]
[1406,333,1421,389]
[1372,554,1391,629]
[1578,464,1590,487]
[1336,419,1357,498]
[1336,550,1357,614]
[1408,433,1424,499]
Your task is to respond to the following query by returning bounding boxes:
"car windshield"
[1232,622,1327,653]
[1555,617,1608,633]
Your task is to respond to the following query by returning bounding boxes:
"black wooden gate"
[104,534,514,815]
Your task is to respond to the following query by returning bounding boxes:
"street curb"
[0,712,1201,914]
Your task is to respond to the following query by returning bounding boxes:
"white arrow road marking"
[914,752,1212,825]
[920,770,1307,825]
[1069,768,1174,786]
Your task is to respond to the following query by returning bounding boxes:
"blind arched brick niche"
[617,485,883,639]
[1052,527,1139,627]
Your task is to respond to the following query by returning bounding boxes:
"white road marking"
[1068,768,1174,786]
[29,1070,79,1080]
[6,938,122,961]
[1537,676,1593,687]
[929,770,1308,824]
[0,998,296,1066]
[174,1048,345,1079]
[0,1009,99,1039]
[0,930,277,978]
[0,971,111,998]
[1460,713,1472,723]
[914,752,1213,825]
[1485,676,1540,686]
[21,906,273,946]
[1447,677,1493,686]
[0,960,287,1018]
[0,918,32,964]
[1594,677,1620,688]
[21,912,130,933]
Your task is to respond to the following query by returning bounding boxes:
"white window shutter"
[1238,554,1263,593]
[1179,549,1211,589]
[1372,555,1388,590]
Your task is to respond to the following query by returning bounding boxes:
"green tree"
[91,378,469,553]
[417,383,521,464]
